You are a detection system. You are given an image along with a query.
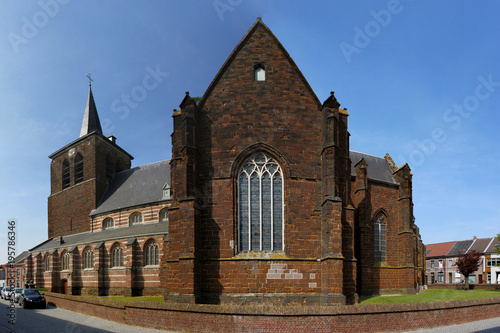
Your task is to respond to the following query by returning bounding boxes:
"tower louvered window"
[238,152,283,252]
[374,213,386,262]
[62,159,70,189]
[74,153,84,184]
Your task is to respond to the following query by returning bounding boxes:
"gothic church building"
[26,19,425,305]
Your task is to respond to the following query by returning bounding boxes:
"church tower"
[48,82,133,238]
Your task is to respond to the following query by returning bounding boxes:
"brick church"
[25,19,425,305]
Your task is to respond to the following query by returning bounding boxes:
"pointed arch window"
[62,159,70,189]
[83,247,94,269]
[144,239,160,266]
[61,252,70,271]
[374,213,387,262]
[238,152,283,252]
[74,153,84,184]
[111,244,124,267]
[44,254,50,272]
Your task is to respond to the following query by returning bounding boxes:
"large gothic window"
[83,247,94,269]
[111,243,124,267]
[144,239,159,266]
[61,252,70,270]
[374,213,386,262]
[74,153,84,184]
[62,159,70,189]
[238,152,283,252]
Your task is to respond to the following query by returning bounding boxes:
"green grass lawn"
[359,289,500,304]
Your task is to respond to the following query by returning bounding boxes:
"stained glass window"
[238,152,283,252]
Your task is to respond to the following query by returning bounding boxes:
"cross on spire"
[86,73,93,87]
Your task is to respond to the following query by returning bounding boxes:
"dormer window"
[254,64,265,81]
[162,184,171,199]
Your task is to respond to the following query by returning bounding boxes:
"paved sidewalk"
[402,316,500,333]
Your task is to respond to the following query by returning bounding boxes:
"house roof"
[485,237,500,254]
[425,241,456,258]
[469,237,495,254]
[349,151,397,185]
[447,240,474,257]
[90,159,171,216]
[29,221,169,253]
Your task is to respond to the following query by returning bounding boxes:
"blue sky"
[1,1,499,264]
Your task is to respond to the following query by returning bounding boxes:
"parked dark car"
[18,289,46,309]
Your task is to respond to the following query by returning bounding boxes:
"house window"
[431,260,435,269]
[438,260,443,268]
[111,244,124,267]
[145,240,160,266]
[16,269,20,277]
[254,64,265,81]
[74,153,84,184]
[44,255,50,272]
[103,217,114,229]
[431,272,435,283]
[237,152,283,252]
[159,208,168,223]
[84,248,93,269]
[62,159,70,189]
[129,212,143,225]
[438,271,444,283]
[62,252,70,271]
[448,259,453,268]
[487,272,491,284]
[468,275,476,284]
[374,213,386,262]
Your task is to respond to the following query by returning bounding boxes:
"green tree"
[455,250,482,291]
[496,233,500,255]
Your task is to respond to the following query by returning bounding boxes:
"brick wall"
[48,134,132,238]
[44,292,500,333]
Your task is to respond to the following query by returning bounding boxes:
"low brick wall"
[427,283,500,290]
[44,292,500,332]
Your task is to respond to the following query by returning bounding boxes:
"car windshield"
[4,287,12,291]
[24,289,41,296]
[15,289,22,293]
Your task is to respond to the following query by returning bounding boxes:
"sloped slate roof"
[29,222,169,253]
[90,159,170,216]
[349,151,397,185]
[447,240,474,256]
[425,241,456,258]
